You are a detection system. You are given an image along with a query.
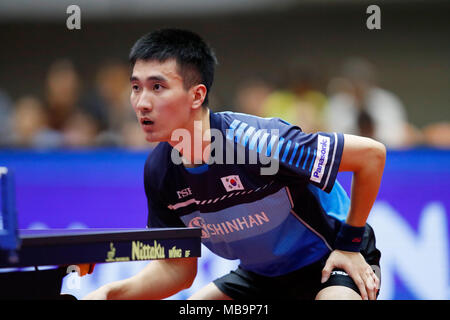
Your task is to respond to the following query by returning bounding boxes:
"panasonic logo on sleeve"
[310,135,330,184]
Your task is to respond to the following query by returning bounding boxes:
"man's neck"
[170,107,211,167]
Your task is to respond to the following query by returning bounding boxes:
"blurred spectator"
[81,60,136,147]
[44,59,83,131]
[62,111,100,148]
[234,78,273,117]
[120,120,154,150]
[5,58,152,150]
[9,96,62,148]
[0,89,13,147]
[324,57,421,148]
[422,122,450,148]
[260,62,328,133]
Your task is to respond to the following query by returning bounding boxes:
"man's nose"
[136,91,153,113]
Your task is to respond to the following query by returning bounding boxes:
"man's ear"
[191,84,207,110]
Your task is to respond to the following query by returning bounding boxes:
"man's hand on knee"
[321,250,380,300]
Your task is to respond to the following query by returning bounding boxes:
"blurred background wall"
[1,1,449,134]
[0,0,449,301]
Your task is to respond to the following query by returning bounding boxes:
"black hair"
[129,28,218,106]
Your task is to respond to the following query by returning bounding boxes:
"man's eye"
[153,84,163,91]
[132,85,140,92]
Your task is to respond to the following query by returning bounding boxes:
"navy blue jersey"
[144,111,349,276]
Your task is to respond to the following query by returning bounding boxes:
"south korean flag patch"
[221,175,244,192]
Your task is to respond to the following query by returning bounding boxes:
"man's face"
[130,59,193,143]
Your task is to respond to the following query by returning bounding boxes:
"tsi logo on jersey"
[177,187,192,199]
[221,175,244,192]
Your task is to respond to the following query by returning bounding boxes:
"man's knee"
[315,285,362,300]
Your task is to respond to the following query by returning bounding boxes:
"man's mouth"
[140,118,154,126]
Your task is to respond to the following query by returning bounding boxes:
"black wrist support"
[334,223,366,252]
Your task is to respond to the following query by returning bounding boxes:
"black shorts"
[213,224,381,300]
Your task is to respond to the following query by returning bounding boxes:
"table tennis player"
[84,28,385,300]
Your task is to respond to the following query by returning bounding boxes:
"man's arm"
[83,257,197,300]
[321,134,386,300]
[338,134,386,227]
